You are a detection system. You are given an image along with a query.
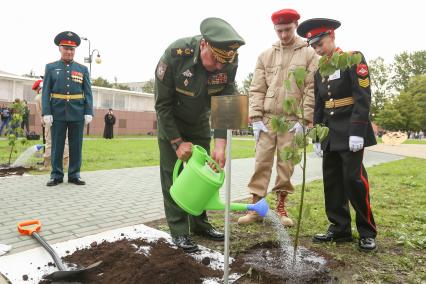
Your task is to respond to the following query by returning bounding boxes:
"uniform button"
[67,64,69,67]
[330,111,334,115]
[67,77,70,80]
[329,98,334,102]
[67,92,70,94]
[67,85,70,87]
[327,85,331,89]
[328,92,332,96]
[67,71,70,73]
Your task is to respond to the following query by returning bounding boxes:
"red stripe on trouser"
[359,165,376,231]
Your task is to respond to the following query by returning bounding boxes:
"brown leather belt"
[325,97,354,108]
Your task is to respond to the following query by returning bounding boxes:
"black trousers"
[322,149,377,238]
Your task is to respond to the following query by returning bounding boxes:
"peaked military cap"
[297,18,341,46]
[200,17,245,64]
[54,31,81,47]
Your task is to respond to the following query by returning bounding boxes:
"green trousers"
[158,137,213,237]
[50,120,84,180]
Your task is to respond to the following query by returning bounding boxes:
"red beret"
[32,80,43,90]
[271,9,300,25]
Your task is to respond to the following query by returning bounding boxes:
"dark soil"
[39,238,222,284]
[0,164,30,177]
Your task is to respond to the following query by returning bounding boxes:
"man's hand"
[211,138,226,170]
[84,115,93,125]
[176,141,193,162]
[349,136,364,152]
[313,143,323,157]
[252,120,268,142]
[43,115,53,128]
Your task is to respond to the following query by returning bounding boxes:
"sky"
[1,0,424,86]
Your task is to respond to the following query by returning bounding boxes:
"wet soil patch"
[231,241,342,284]
[0,164,30,177]
[39,238,222,284]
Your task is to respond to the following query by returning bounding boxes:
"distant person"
[103,108,116,139]
[33,79,69,170]
[298,18,377,251]
[0,105,11,136]
[42,31,93,186]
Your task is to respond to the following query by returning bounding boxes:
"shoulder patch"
[358,77,370,88]
[156,61,168,81]
[356,63,369,77]
[172,48,194,57]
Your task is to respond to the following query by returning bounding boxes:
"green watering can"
[170,145,269,217]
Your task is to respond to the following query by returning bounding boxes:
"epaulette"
[171,47,194,57]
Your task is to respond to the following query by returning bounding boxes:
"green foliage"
[368,57,394,118]
[92,76,131,91]
[318,51,362,77]
[5,100,28,164]
[282,97,298,116]
[392,50,426,91]
[271,116,289,133]
[142,78,155,93]
[240,72,253,95]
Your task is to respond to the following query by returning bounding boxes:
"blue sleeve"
[83,66,93,115]
[41,65,52,116]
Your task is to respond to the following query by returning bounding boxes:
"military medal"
[184,79,189,86]
[182,69,193,77]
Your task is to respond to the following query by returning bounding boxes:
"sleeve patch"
[356,64,369,77]
[156,61,168,81]
[358,78,370,88]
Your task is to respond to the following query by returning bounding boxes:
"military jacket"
[313,51,376,151]
[42,60,93,121]
[154,36,238,141]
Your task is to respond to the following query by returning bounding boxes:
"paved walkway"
[368,143,426,159]
[0,150,403,254]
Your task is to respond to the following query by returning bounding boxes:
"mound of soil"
[39,238,222,284]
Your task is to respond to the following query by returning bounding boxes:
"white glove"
[43,115,53,127]
[84,115,93,125]
[289,121,304,134]
[349,136,364,152]
[252,120,268,142]
[313,143,323,157]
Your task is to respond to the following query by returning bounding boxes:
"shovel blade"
[43,261,102,281]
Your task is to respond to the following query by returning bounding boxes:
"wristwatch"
[171,140,183,152]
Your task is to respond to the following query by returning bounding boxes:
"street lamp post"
[81,37,101,135]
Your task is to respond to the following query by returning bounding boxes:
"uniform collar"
[273,36,307,50]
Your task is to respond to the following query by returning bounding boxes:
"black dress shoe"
[194,228,225,241]
[172,235,199,253]
[68,178,86,185]
[359,237,377,252]
[313,231,353,243]
[46,179,63,186]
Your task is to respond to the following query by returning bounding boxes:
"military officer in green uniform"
[155,17,245,252]
[42,31,93,186]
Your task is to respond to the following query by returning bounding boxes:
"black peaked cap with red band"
[54,31,81,47]
[297,18,341,45]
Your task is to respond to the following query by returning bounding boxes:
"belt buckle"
[66,95,71,101]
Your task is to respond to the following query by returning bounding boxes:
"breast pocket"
[173,88,205,123]
[264,88,277,114]
[265,66,279,87]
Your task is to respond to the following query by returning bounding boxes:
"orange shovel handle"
[18,220,41,235]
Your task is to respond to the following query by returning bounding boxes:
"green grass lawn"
[376,137,426,144]
[187,157,425,283]
[0,136,313,172]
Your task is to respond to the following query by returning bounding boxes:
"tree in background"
[240,72,253,95]
[142,79,155,93]
[92,77,130,91]
[368,57,393,118]
[392,50,426,91]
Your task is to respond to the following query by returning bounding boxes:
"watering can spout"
[247,198,269,217]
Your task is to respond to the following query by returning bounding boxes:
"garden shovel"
[18,220,102,281]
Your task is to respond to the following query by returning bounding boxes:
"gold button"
[328,92,332,96]
[67,92,70,94]
[330,111,334,115]
[329,98,333,102]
